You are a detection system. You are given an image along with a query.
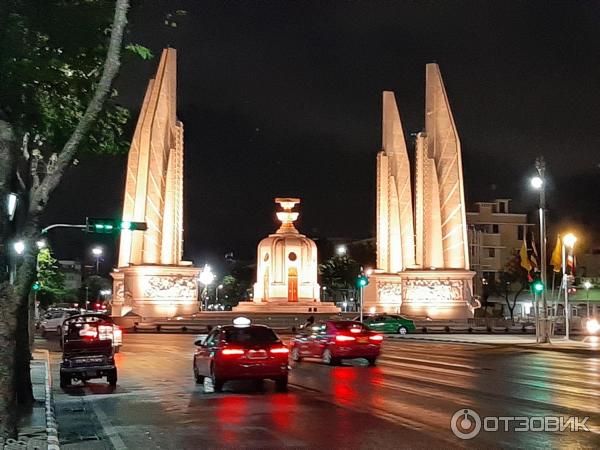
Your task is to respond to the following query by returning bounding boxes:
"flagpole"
[535,156,550,343]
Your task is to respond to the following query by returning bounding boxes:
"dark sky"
[44,0,600,273]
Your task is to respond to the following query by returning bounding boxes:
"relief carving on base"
[144,276,197,300]
[377,281,403,304]
[403,279,463,304]
[113,281,125,304]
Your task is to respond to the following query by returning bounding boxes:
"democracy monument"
[362,64,480,319]
[109,47,477,319]
[235,198,339,313]
[111,48,200,318]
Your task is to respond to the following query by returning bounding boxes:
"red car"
[193,318,289,392]
[289,320,383,366]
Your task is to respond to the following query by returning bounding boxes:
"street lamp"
[562,233,577,340]
[531,157,549,343]
[13,241,25,255]
[584,280,592,318]
[336,245,347,256]
[91,247,103,273]
[36,240,46,249]
[198,265,216,310]
[216,284,223,304]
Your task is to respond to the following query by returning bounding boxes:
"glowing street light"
[530,176,543,189]
[336,245,347,256]
[91,247,103,273]
[562,233,577,340]
[216,284,224,304]
[13,241,25,255]
[36,240,46,249]
[198,265,216,310]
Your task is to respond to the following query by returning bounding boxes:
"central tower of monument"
[363,64,479,319]
[111,48,200,318]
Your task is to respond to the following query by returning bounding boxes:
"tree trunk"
[0,283,18,438]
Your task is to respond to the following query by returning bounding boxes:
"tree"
[35,248,65,309]
[319,255,360,302]
[0,0,130,438]
[497,257,529,324]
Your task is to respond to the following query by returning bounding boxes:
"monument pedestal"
[233,300,339,314]
[363,269,479,319]
[111,265,200,319]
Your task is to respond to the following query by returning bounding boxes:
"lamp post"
[584,281,592,318]
[198,265,215,311]
[336,245,347,256]
[216,284,223,304]
[91,247,103,274]
[531,156,549,343]
[562,233,576,340]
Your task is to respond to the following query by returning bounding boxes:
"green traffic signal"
[532,280,544,293]
[32,281,41,291]
[357,275,369,288]
[86,218,147,234]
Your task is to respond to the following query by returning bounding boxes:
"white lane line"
[89,400,128,450]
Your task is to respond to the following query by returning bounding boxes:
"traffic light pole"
[41,223,87,234]
[359,285,364,323]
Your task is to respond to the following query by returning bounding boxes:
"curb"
[39,349,60,450]
[388,335,597,355]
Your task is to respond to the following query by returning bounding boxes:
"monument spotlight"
[530,176,543,189]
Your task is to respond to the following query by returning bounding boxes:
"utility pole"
[535,156,550,343]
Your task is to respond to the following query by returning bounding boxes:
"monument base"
[363,269,479,320]
[111,265,201,319]
[234,300,340,314]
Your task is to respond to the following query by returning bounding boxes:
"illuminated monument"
[363,64,480,319]
[111,48,200,318]
[235,198,339,313]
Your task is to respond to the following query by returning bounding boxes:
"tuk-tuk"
[60,314,119,388]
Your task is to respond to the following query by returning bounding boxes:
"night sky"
[44,1,600,274]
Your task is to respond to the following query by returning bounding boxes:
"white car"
[39,309,80,336]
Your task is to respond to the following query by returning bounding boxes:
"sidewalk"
[391,333,600,354]
[3,350,60,450]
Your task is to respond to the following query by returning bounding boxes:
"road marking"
[89,400,128,450]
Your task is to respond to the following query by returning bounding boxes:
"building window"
[492,224,499,233]
[487,248,496,257]
[517,225,524,240]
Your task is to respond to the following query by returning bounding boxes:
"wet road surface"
[43,334,600,449]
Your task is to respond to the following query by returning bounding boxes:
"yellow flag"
[550,235,562,272]
[519,239,532,272]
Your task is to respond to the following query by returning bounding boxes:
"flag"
[567,254,576,276]
[519,239,532,272]
[530,232,539,272]
[550,235,562,272]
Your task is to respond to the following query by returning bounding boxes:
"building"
[58,260,82,291]
[466,199,534,295]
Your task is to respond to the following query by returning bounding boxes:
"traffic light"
[531,279,544,294]
[86,218,147,234]
[356,274,369,288]
[32,281,41,291]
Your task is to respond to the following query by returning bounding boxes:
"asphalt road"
[42,334,600,449]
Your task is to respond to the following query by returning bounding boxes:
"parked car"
[39,309,81,336]
[59,314,118,388]
[193,317,289,392]
[360,314,416,334]
[289,320,383,366]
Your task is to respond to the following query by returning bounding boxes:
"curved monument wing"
[425,64,469,270]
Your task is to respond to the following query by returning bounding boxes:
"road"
[42,334,600,449]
